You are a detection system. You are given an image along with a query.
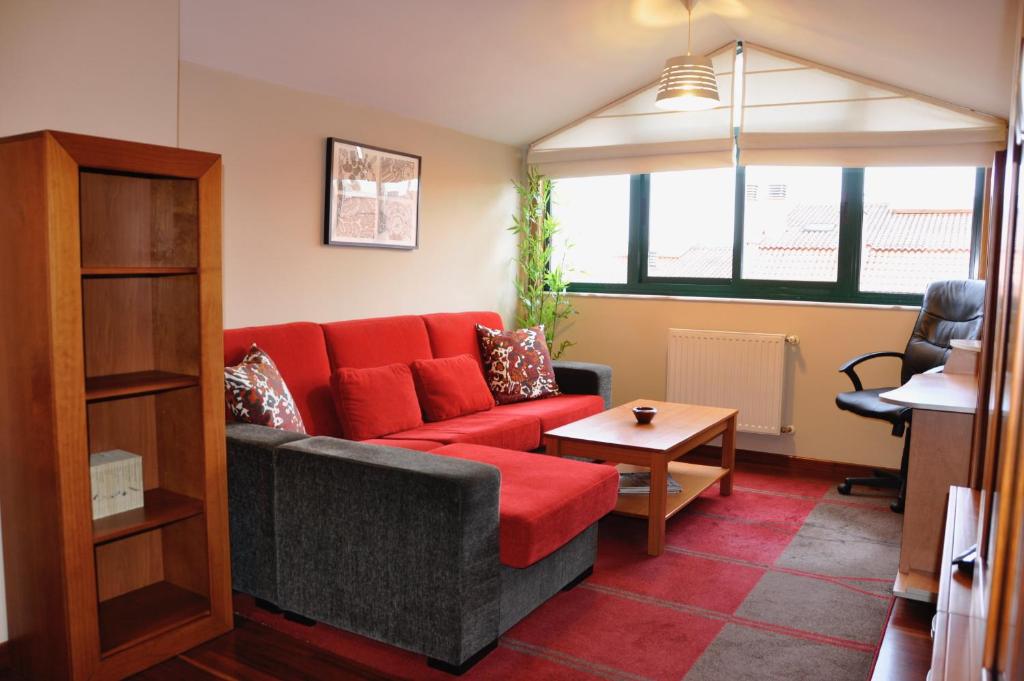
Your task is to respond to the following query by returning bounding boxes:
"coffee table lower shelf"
[613,461,729,520]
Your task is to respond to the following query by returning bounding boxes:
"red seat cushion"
[421,311,503,373]
[224,322,340,436]
[359,438,443,452]
[384,411,541,451]
[411,354,495,422]
[493,394,605,432]
[330,364,423,440]
[431,444,619,567]
[322,316,433,370]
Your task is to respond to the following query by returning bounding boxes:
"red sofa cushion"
[431,444,619,567]
[322,316,433,370]
[224,322,340,436]
[330,364,423,440]
[411,354,495,421]
[421,311,503,373]
[493,394,605,432]
[359,438,443,452]
[383,411,541,451]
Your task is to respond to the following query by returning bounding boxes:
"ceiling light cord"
[686,0,693,56]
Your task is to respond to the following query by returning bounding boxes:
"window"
[550,175,631,284]
[648,168,734,279]
[557,166,983,305]
[742,166,842,282]
[860,167,978,294]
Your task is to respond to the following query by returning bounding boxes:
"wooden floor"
[0,617,396,681]
[871,596,936,681]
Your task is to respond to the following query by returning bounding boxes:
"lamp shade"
[655,54,720,111]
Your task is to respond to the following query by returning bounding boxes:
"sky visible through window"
[649,168,734,278]
[551,175,630,283]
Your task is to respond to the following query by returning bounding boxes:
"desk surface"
[880,373,977,414]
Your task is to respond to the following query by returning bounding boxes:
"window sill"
[566,290,920,312]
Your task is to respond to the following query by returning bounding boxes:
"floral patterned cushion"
[224,344,306,433]
[475,324,560,405]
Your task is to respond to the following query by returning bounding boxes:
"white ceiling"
[179,0,1017,147]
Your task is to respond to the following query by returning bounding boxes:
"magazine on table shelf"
[618,472,682,495]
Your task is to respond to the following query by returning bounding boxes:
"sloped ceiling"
[179,0,1017,147]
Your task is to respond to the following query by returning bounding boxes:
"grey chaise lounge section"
[226,424,601,672]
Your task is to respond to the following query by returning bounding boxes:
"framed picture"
[323,137,421,249]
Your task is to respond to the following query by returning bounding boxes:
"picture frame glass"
[326,139,420,249]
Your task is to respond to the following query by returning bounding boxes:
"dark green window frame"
[566,166,986,307]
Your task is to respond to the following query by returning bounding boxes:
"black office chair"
[835,279,985,513]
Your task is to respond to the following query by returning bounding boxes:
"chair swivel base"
[837,472,904,513]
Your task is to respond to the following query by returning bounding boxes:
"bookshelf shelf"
[85,370,199,401]
[93,488,204,545]
[82,266,198,277]
[98,581,210,656]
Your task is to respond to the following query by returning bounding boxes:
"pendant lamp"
[655,0,720,111]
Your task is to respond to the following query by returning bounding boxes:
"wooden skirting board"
[689,444,899,480]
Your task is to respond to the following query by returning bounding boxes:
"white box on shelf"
[90,449,144,519]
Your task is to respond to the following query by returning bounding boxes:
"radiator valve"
[780,425,795,434]
[785,335,800,346]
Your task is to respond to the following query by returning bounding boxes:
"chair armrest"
[225,423,308,602]
[837,351,904,392]
[552,360,613,409]
[273,436,501,666]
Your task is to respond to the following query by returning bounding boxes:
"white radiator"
[666,328,791,435]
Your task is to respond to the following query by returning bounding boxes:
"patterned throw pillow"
[475,324,560,405]
[224,344,306,433]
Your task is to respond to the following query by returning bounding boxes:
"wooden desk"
[881,373,977,602]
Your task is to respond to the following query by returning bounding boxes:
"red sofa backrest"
[321,315,433,369]
[422,311,503,373]
[224,311,506,437]
[223,321,343,437]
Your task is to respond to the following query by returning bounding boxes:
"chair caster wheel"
[837,482,852,495]
[890,499,905,513]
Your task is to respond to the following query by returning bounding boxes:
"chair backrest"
[902,279,986,383]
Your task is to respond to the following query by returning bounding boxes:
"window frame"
[563,166,986,306]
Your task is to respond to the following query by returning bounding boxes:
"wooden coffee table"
[544,399,737,556]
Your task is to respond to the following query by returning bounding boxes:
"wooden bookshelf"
[0,131,231,681]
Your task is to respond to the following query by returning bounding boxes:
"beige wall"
[177,63,521,328]
[0,0,179,143]
[0,0,182,646]
[560,294,920,468]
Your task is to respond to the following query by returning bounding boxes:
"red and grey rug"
[235,466,901,680]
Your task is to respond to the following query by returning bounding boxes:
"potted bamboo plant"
[509,168,577,359]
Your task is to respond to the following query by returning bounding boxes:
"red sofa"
[223,311,617,673]
[224,310,608,450]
